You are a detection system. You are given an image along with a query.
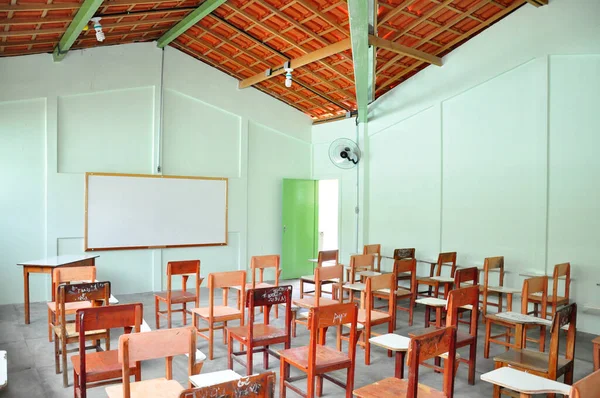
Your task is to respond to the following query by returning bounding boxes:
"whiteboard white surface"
[85,173,227,250]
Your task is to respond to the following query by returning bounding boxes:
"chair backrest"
[394,248,416,259]
[446,286,479,338]
[454,267,478,288]
[57,281,110,321]
[483,256,505,290]
[250,255,280,288]
[52,266,96,298]
[119,327,196,398]
[349,254,374,282]
[435,252,457,277]
[521,276,548,316]
[365,274,395,321]
[395,258,417,293]
[548,303,576,377]
[307,303,359,366]
[569,368,600,398]
[166,260,201,305]
[246,286,292,340]
[76,303,143,395]
[406,326,457,398]
[314,264,343,304]
[551,262,570,302]
[317,250,338,266]
[208,271,246,318]
[179,372,276,398]
[363,244,381,269]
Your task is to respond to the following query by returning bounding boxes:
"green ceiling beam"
[157,0,226,48]
[52,0,104,62]
[347,0,370,123]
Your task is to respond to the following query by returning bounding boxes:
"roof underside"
[0,0,526,122]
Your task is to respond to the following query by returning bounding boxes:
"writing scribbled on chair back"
[247,285,292,308]
[179,372,276,398]
[60,281,110,304]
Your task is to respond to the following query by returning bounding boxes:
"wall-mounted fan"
[329,138,361,169]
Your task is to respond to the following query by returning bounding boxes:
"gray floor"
[0,280,594,397]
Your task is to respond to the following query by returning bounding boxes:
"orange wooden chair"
[72,303,143,398]
[227,285,292,375]
[300,250,338,298]
[373,258,417,327]
[416,252,457,298]
[48,266,96,342]
[231,255,281,319]
[179,372,276,398]
[481,256,521,318]
[280,302,359,398]
[342,254,375,303]
[363,244,382,272]
[339,273,395,365]
[446,285,479,385]
[54,281,110,387]
[528,262,571,319]
[191,270,246,360]
[353,326,457,398]
[570,368,600,398]
[154,260,202,329]
[105,327,198,398]
[393,248,416,284]
[492,303,576,398]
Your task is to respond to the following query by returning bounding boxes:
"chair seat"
[105,378,184,398]
[293,297,340,308]
[487,286,520,294]
[54,323,106,339]
[494,349,571,374]
[416,277,438,284]
[375,287,412,297]
[72,350,136,377]
[528,294,568,304]
[191,306,242,321]
[227,324,287,342]
[154,290,197,303]
[47,301,93,313]
[357,309,391,324]
[353,377,446,398]
[279,345,351,372]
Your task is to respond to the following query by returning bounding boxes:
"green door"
[281,179,318,280]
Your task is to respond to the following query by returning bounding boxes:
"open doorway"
[318,179,339,252]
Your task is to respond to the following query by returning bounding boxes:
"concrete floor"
[0,280,594,397]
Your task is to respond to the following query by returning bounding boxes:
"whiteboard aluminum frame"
[84,172,228,251]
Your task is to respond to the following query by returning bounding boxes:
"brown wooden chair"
[292,264,343,337]
[446,286,479,385]
[492,303,576,398]
[353,326,457,398]
[227,285,292,375]
[339,273,394,365]
[105,326,198,398]
[155,260,203,329]
[300,250,338,299]
[570,368,600,398]
[48,266,96,342]
[484,276,548,359]
[191,270,246,360]
[481,256,520,318]
[363,244,381,272]
[416,252,457,298]
[529,262,571,319]
[279,303,359,398]
[342,254,375,304]
[72,303,144,398]
[179,372,276,398]
[393,248,416,284]
[54,281,110,387]
[373,258,417,328]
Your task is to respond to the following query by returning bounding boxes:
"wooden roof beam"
[526,0,548,6]
[238,38,351,89]
[52,0,104,62]
[369,35,442,66]
[157,0,226,48]
[347,0,370,123]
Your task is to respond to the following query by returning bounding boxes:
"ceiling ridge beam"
[369,35,442,66]
[347,0,370,123]
[157,0,226,48]
[52,0,104,62]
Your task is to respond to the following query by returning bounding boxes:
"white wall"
[0,42,312,303]
[312,0,600,332]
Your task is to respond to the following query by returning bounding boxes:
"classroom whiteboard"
[85,173,228,251]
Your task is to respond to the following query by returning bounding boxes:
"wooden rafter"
[369,35,443,66]
[525,0,548,6]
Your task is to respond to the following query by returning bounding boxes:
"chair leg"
[280,360,288,398]
[263,345,269,370]
[182,302,187,325]
[154,296,160,330]
[365,324,371,365]
[492,362,502,398]
[54,336,60,374]
[484,319,491,359]
[208,324,214,360]
[48,308,53,342]
[408,295,415,326]
[300,281,304,299]
[316,375,323,397]
[387,320,393,358]
[167,301,172,329]
[223,321,228,344]
[346,365,355,398]
[62,339,68,387]
[247,343,253,376]
[539,325,546,352]
[291,311,297,338]
[468,341,477,385]
[227,333,233,370]
[307,371,315,398]
[336,325,342,351]
[73,369,79,398]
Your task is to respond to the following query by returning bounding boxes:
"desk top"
[189,369,240,388]
[343,283,366,291]
[369,333,410,351]
[481,367,570,395]
[430,276,454,283]
[415,297,447,307]
[18,254,99,267]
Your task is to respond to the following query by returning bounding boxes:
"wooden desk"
[369,334,410,378]
[17,254,99,324]
[189,369,241,388]
[481,367,570,397]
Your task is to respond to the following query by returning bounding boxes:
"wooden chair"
[279,303,359,398]
[342,254,375,303]
[363,244,381,272]
[227,285,292,375]
[393,248,416,284]
[373,258,417,328]
[353,326,457,398]
[179,372,276,398]
[593,336,600,371]
[299,250,338,299]
[529,262,571,319]
[481,366,572,397]
[191,270,246,360]
[48,266,96,342]
[155,260,203,329]
[292,264,343,337]
[446,285,479,385]
[481,256,520,318]
[105,327,198,398]
[570,368,600,398]
[416,252,457,298]
[54,281,110,387]
[484,276,548,359]
[492,303,577,398]
[339,273,394,365]
[72,303,143,398]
